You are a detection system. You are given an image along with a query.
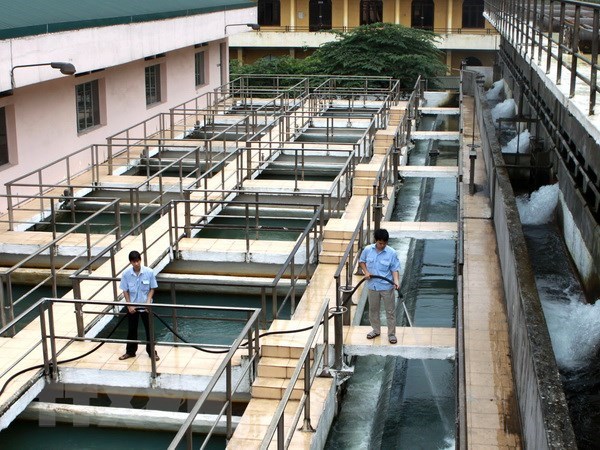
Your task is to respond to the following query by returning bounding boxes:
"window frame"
[75,79,101,133]
[462,0,485,29]
[360,0,383,25]
[258,0,281,26]
[0,106,9,166]
[195,51,207,87]
[145,64,162,106]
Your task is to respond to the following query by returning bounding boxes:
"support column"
[446,50,453,74]
[237,48,243,64]
[447,0,453,31]
[343,0,348,28]
[291,0,296,28]
[290,48,296,58]
[395,0,400,24]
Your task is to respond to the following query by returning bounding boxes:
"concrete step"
[352,186,373,196]
[323,219,356,240]
[321,239,352,253]
[319,251,345,264]
[257,357,305,380]
[251,376,303,400]
[353,176,374,187]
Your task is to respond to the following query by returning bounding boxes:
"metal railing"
[106,112,282,172]
[167,303,262,449]
[371,76,422,229]
[4,146,219,232]
[333,196,371,369]
[70,196,324,331]
[0,197,121,331]
[36,298,261,445]
[485,0,600,115]
[259,297,331,449]
[247,25,498,35]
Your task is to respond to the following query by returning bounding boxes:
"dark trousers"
[126,310,152,356]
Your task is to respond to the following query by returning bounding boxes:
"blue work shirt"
[120,266,158,303]
[359,243,401,291]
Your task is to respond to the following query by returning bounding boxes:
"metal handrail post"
[73,281,84,337]
[226,361,233,440]
[300,353,314,431]
[6,185,14,231]
[184,191,191,238]
[39,301,50,376]
[148,305,157,379]
[48,301,58,380]
[111,247,118,301]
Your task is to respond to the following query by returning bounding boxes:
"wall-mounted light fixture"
[10,62,76,90]
[224,23,260,34]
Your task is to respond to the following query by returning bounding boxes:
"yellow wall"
[332,0,345,28]
[347,0,361,27]
[382,1,396,23]
[258,0,495,31]
[399,0,411,26]
[281,0,292,26]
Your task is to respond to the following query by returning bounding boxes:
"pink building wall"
[0,7,256,211]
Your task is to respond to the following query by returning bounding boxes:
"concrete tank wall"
[464,71,576,449]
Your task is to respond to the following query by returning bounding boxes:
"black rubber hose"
[0,313,127,399]
[0,275,400,390]
[151,274,401,352]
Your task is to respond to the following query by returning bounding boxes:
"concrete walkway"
[461,96,522,448]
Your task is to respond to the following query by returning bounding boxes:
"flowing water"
[518,184,600,449]
[326,113,457,449]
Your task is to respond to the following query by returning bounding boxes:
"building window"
[76,80,100,133]
[360,0,383,25]
[309,0,332,31]
[462,0,485,28]
[145,64,162,105]
[195,52,206,86]
[258,0,280,26]
[0,107,8,166]
[411,0,434,30]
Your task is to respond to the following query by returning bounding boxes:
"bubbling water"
[491,98,516,123]
[502,129,531,154]
[486,79,505,101]
[538,280,600,371]
[516,183,559,225]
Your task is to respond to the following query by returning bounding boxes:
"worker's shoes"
[118,353,135,360]
[366,330,380,339]
[150,353,160,361]
[388,335,397,344]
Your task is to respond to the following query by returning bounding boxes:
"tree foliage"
[230,23,447,86]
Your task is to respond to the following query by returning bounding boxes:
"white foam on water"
[491,98,516,123]
[516,183,559,225]
[538,280,600,371]
[485,79,504,101]
[440,436,456,450]
[502,129,531,154]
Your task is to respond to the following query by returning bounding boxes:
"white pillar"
[343,0,348,28]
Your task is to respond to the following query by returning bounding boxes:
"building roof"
[0,0,255,39]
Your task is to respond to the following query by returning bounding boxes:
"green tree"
[313,23,446,86]
[231,24,446,86]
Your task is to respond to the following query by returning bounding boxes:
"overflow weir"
[0,71,572,448]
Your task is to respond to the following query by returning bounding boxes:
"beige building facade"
[230,0,498,71]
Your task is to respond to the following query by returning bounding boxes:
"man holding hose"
[359,229,401,344]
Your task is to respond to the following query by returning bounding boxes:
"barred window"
[463,0,485,28]
[76,80,100,132]
[258,0,280,26]
[145,64,162,105]
[360,0,383,25]
[0,107,8,165]
[195,52,206,86]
